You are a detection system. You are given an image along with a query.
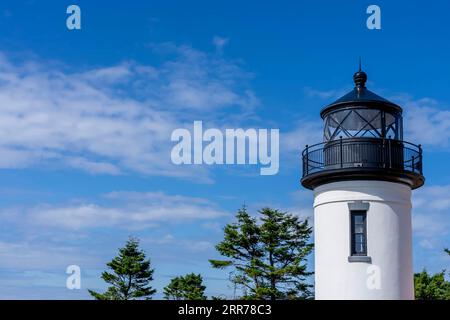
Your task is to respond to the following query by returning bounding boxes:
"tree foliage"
[89,237,156,300]
[414,269,450,300]
[210,206,314,300]
[163,273,207,300]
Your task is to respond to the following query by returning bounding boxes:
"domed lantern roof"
[319,69,403,142]
[321,69,403,119]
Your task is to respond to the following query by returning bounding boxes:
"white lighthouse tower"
[301,68,424,300]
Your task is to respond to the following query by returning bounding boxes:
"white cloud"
[282,120,322,152]
[143,234,213,253]
[212,36,229,52]
[1,191,229,230]
[397,96,450,148]
[413,185,450,212]
[412,185,450,251]
[303,86,346,100]
[0,44,257,180]
[65,157,121,175]
[419,238,438,250]
[145,234,175,245]
[0,240,99,269]
[80,63,134,84]
[183,240,213,252]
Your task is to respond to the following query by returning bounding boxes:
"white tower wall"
[313,180,414,300]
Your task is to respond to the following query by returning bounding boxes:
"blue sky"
[0,0,449,299]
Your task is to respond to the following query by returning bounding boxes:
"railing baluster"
[305,145,309,175]
[418,144,422,174]
[388,138,392,169]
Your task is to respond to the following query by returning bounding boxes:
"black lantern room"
[301,68,424,189]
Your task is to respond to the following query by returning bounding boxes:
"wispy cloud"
[412,184,450,266]
[282,120,322,153]
[391,96,450,148]
[144,234,214,253]
[303,86,348,100]
[212,36,229,53]
[1,191,229,230]
[0,44,257,180]
[0,189,230,297]
[0,240,101,270]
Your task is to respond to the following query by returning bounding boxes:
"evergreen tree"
[163,273,207,300]
[210,206,313,300]
[445,248,450,256]
[89,237,156,300]
[414,269,450,300]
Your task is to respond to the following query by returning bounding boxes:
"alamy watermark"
[66,5,81,30]
[367,5,381,30]
[66,265,81,290]
[171,121,279,175]
[366,265,381,290]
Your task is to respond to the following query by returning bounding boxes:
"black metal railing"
[302,137,422,177]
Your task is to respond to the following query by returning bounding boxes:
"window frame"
[350,210,368,256]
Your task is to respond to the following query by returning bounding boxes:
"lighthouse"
[301,68,424,300]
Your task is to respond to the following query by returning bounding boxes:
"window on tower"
[350,211,367,256]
